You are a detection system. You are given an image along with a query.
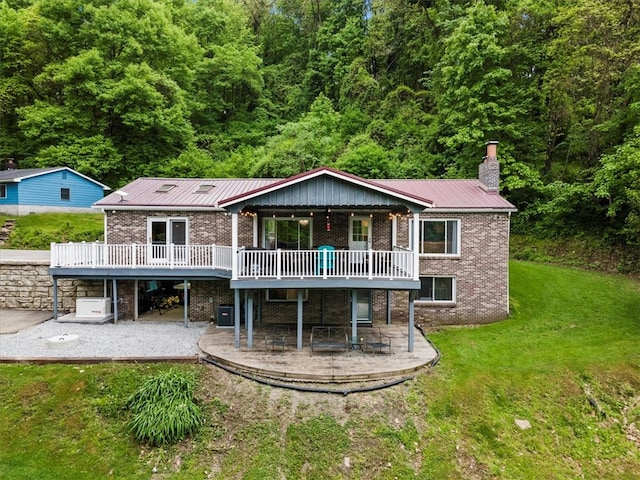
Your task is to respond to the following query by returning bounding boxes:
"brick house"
[49,142,516,351]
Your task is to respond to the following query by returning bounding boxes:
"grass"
[0,213,103,249]
[1,262,639,479]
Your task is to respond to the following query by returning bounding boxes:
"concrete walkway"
[0,249,50,264]
[0,309,53,334]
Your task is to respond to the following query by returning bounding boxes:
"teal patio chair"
[316,245,335,275]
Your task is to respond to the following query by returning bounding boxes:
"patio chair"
[364,327,392,354]
[264,324,291,351]
[316,245,335,275]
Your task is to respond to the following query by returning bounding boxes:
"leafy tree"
[431,2,516,174]
[250,94,343,177]
[594,129,640,246]
[544,0,640,172]
[334,133,396,178]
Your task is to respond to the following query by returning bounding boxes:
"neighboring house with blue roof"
[0,167,110,215]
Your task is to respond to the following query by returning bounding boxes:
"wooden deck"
[198,324,439,384]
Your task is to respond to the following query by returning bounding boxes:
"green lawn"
[0,213,103,249]
[0,261,638,479]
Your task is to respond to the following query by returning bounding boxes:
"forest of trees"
[1,0,639,248]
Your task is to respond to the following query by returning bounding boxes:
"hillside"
[0,261,638,478]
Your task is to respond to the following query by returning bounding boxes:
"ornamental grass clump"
[126,369,203,446]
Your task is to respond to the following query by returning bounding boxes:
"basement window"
[418,276,456,303]
[155,184,176,193]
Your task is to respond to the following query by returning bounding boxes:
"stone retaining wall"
[0,258,103,311]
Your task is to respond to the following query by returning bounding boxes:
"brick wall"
[392,211,511,326]
[104,209,510,326]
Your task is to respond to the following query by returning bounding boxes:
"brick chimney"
[4,158,16,170]
[479,141,499,192]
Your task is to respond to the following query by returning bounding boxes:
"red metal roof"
[95,171,516,211]
[95,178,279,209]
[378,179,516,210]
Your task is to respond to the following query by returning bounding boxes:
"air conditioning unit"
[76,297,112,317]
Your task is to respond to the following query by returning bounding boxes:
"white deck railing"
[50,242,233,270]
[50,243,416,280]
[237,248,415,279]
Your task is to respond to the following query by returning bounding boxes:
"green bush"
[126,369,203,446]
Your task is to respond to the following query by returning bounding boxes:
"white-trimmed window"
[416,219,460,255]
[263,218,312,250]
[418,276,456,303]
[0,185,6,198]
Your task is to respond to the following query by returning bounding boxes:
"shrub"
[126,369,203,445]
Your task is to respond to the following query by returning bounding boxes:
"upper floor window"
[418,219,459,255]
[60,188,70,201]
[0,185,6,198]
[418,276,456,303]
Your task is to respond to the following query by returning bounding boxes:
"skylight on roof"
[195,184,215,193]
[155,184,176,193]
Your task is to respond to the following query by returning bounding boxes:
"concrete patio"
[198,324,439,384]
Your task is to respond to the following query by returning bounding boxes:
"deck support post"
[386,290,392,324]
[134,279,139,321]
[246,291,253,348]
[408,290,417,352]
[351,290,358,341]
[297,290,303,350]
[234,288,241,348]
[53,277,58,320]
[183,279,189,328]
[112,278,118,324]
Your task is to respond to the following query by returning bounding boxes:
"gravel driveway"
[0,319,210,359]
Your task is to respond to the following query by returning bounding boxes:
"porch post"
[252,216,259,247]
[412,212,420,280]
[297,289,303,350]
[183,279,189,328]
[112,278,118,325]
[386,290,392,324]
[408,290,416,352]
[52,277,58,320]
[246,291,253,348]
[231,213,239,280]
[351,290,358,341]
[234,288,241,348]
